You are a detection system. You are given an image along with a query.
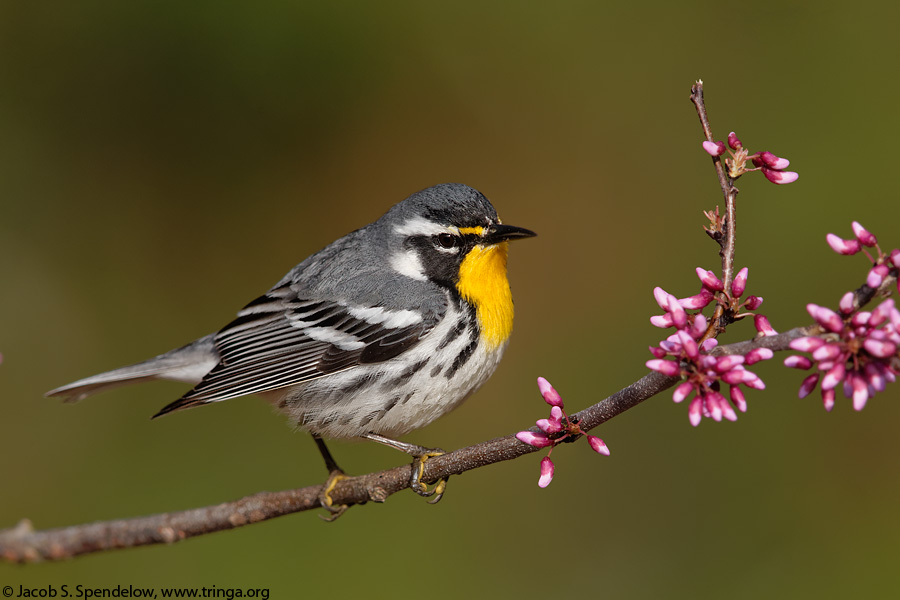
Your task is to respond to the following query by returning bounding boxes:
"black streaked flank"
[387,358,429,387]
[439,317,467,349]
[445,338,478,379]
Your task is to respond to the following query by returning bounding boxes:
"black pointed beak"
[484,223,537,245]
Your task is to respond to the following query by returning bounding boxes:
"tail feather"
[45,335,218,404]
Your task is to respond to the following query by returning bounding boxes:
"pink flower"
[761,167,799,185]
[517,378,612,488]
[702,141,727,156]
[537,376,563,407]
[700,131,798,184]
[826,233,861,256]
[516,431,553,448]
[587,436,610,456]
[851,221,877,247]
[538,457,555,488]
[752,151,791,170]
[754,314,778,337]
[788,296,900,411]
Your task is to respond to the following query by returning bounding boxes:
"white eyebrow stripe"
[347,305,423,328]
[393,216,454,237]
[390,250,427,281]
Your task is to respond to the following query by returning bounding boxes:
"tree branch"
[0,328,813,564]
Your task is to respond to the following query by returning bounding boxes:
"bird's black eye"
[435,233,459,249]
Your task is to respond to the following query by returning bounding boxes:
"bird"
[46,182,536,510]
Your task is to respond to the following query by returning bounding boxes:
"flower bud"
[702,140,727,156]
[851,221,877,247]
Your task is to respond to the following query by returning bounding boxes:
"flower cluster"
[786,222,900,411]
[516,377,610,488]
[702,131,798,185]
[647,269,773,425]
[787,299,899,411]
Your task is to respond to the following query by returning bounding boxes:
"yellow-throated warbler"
[47,183,535,505]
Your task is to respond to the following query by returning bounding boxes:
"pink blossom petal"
[729,385,747,413]
[867,267,885,289]
[666,296,688,330]
[538,456,555,488]
[720,396,738,422]
[746,348,774,365]
[790,336,826,353]
[672,381,694,403]
[688,396,703,426]
[677,330,700,360]
[679,289,715,310]
[691,314,709,339]
[761,167,799,184]
[696,268,725,292]
[870,298,895,327]
[821,362,846,391]
[839,291,855,315]
[784,355,813,370]
[754,315,778,336]
[741,371,766,390]
[865,362,887,392]
[850,374,870,411]
[651,314,675,328]
[587,435,610,456]
[727,131,742,150]
[807,304,844,333]
[799,373,820,398]
[826,233,861,255]
[537,377,564,407]
[702,140,727,156]
[659,339,680,354]
[732,267,749,298]
[517,431,554,448]
[700,338,718,352]
[536,418,560,434]
[891,249,900,268]
[863,338,897,358]
[851,312,871,328]
[851,221,877,247]
[646,359,682,377]
[744,295,764,310]
[649,345,667,358]
[812,343,843,362]
[707,393,723,422]
[715,355,746,373]
[653,287,671,310]
[754,151,791,170]
[822,388,835,412]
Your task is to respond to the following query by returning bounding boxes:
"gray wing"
[153,283,442,417]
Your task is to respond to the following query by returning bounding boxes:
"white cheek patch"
[347,305,423,329]
[300,326,366,351]
[390,250,427,281]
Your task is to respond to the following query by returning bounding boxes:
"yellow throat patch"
[456,241,514,351]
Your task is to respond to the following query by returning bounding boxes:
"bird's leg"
[312,434,349,520]
[363,432,448,504]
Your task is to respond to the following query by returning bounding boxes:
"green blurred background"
[2,1,899,597]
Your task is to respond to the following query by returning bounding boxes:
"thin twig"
[690,81,739,338]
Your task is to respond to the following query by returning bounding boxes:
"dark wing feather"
[153,285,439,417]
